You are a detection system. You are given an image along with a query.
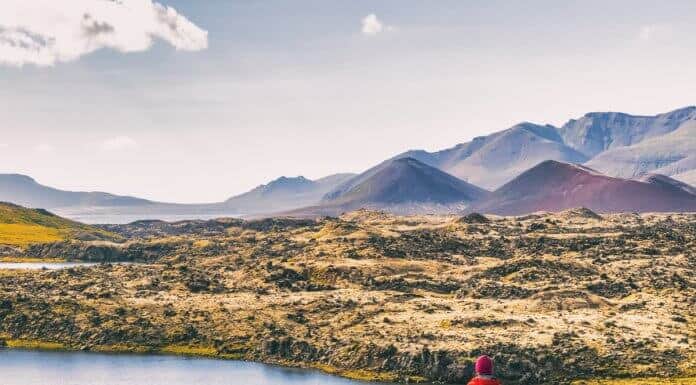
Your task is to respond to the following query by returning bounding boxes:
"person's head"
[475,355,494,376]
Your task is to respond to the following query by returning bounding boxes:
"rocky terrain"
[0,209,694,384]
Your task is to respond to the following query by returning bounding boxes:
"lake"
[0,350,391,385]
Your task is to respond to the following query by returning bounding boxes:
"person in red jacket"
[467,355,502,385]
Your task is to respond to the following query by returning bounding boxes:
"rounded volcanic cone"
[470,160,696,215]
[323,157,489,206]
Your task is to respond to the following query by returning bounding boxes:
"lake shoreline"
[0,347,402,385]
[0,256,66,263]
[0,339,405,383]
[1,342,693,385]
[0,261,129,270]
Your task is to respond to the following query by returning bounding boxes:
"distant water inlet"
[55,212,242,225]
[0,262,130,270]
[0,350,392,385]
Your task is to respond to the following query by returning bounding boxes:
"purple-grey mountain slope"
[284,158,489,217]
[396,106,696,190]
[397,123,588,189]
[223,173,355,213]
[469,160,696,216]
[585,118,696,182]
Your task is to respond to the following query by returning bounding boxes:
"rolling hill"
[0,202,118,248]
[469,160,696,215]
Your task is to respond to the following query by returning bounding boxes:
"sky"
[1,0,696,203]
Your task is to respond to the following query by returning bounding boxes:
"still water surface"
[0,262,129,270]
[0,350,391,385]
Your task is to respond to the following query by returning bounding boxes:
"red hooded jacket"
[467,376,502,385]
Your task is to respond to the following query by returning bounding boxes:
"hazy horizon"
[2,0,696,203]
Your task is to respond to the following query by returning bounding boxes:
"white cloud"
[100,135,138,151]
[34,143,54,153]
[0,0,208,67]
[361,14,393,36]
[638,24,673,41]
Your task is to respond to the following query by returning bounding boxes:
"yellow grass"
[160,345,218,357]
[91,344,153,354]
[0,256,66,263]
[311,363,402,383]
[342,369,400,382]
[0,202,119,248]
[5,339,65,350]
[193,239,212,248]
[0,224,64,247]
[0,269,33,277]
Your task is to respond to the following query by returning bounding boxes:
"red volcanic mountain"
[470,160,696,215]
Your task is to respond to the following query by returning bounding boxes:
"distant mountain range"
[396,106,696,189]
[0,174,153,208]
[586,118,696,185]
[0,173,355,219]
[1,106,695,220]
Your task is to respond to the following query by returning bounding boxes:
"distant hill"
[469,160,696,215]
[223,173,355,213]
[0,173,356,221]
[0,174,154,209]
[0,202,118,247]
[286,158,489,216]
[395,106,696,190]
[638,173,696,196]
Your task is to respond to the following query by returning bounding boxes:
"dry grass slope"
[0,224,63,247]
[0,202,118,247]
